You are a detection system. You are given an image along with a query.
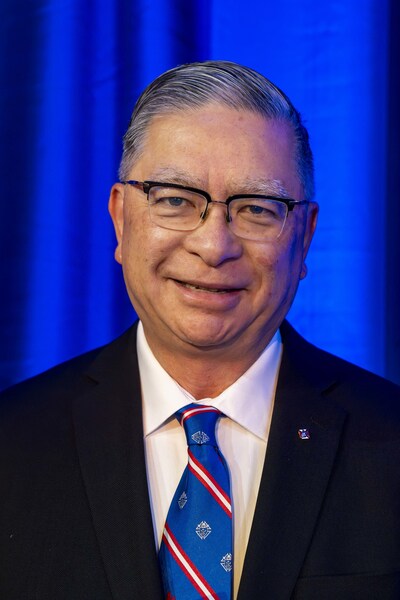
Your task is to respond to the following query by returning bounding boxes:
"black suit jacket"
[1,321,400,599]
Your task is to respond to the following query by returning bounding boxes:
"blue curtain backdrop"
[1,0,399,390]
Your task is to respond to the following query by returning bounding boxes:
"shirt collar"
[137,321,282,441]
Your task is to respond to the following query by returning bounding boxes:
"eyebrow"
[147,168,292,198]
[235,177,291,198]
[147,167,203,188]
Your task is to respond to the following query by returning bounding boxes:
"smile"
[184,283,228,293]
[175,280,240,294]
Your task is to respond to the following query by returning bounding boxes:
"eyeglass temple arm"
[287,199,309,212]
[122,180,143,189]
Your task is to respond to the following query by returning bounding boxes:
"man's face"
[109,104,318,361]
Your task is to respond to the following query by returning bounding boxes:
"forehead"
[133,105,302,197]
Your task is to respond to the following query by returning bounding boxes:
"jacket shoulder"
[281,320,400,391]
[280,320,400,436]
[0,325,138,421]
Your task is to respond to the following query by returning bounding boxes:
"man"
[0,61,399,599]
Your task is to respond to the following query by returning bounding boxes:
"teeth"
[184,283,228,293]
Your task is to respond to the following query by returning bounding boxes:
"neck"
[142,328,276,399]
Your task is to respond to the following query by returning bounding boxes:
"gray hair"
[119,60,314,200]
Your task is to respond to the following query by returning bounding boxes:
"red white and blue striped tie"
[159,404,233,599]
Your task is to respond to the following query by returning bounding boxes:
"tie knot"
[177,404,220,447]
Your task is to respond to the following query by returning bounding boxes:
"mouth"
[174,279,242,294]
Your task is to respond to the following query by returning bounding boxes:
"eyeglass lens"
[147,185,288,240]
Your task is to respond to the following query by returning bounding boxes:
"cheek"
[121,214,178,284]
[277,238,305,299]
[255,238,303,296]
[122,208,152,258]
[120,214,149,282]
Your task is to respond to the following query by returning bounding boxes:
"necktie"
[159,404,233,600]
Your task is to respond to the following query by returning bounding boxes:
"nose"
[183,202,243,267]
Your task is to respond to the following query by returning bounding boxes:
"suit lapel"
[71,320,347,600]
[72,324,163,600]
[238,322,347,600]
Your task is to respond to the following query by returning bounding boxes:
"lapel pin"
[298,428,311,440]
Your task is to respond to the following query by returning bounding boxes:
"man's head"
[109,61,318,380]
[119,61,315,202]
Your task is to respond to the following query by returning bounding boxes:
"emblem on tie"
[196,521,212,539]
[177,492,187,509]
[191,430,210,444]
[220,553,233,572]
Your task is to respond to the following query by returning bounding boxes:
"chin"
[173,318,246,351]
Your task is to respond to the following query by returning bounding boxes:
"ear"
[108,183,125,264]
[300,201,319,280]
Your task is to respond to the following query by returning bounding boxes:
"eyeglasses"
[121,180,308,241]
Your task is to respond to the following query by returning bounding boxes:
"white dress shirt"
[137,321,282,598]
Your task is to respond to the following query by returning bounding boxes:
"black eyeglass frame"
[121,180,309,219]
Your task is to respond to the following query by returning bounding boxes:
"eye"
[246,204,268,215]
[148,185,206,222]
[238,202,282,219]
[157,195,186,206]
[156,195,194,209]
[150,192,200,219]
